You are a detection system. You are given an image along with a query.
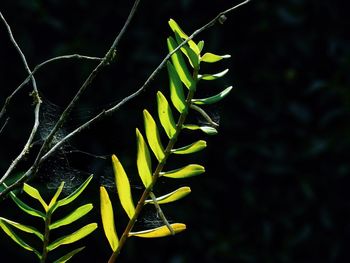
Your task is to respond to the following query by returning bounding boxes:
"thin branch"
[0,54,102,121]
[0,11,41,185]
[0,0,250,199]
[0,117,9,135]
[0,0,142,198]
[39,0,251,162]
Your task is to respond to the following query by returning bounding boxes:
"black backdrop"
[1,0,350,262]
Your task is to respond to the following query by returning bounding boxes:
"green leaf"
[183,124,218,135]
[54,175,93,212]
[112,154,135,219]
[167,36,195,90]
[136,129,153,188]
[0,217,43,241]
[47,223,97,251]
[143,110,165,162]
[157,91,177,139]
[100,186,119,252]
[23,183,48,211]
[53,247,85,263]
[49,182,64,209]
[174,31,199,69]
[197,40,204,52]
[161,164,205,178]
[192,86,233,105]
[0,218,40,255]
[167,61,186,113]
[10,192,45,219]
[129,223,186,238]
[171,140,207,154]
[145,187,191,204]
[198,69,229,81]
[49,204,93,230]
[201,52,231,63]
[168,19,200,55]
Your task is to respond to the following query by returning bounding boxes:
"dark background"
[1,0,350,262]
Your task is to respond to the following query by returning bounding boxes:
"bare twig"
[0,117,9,135]
[0,0,142,198]
[40,0,250,162]
[0,0,250,199]
[0,11,41,185]
[0,54,102,121]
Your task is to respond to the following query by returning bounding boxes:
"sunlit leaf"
[53,247,85,263]
[129,223,186,238]
[49,204,93,230]
[47,223,98,251]
[157,91,177,139]
[198,69,229,80]
[167,61,186,113]
[54,175,93,212]
[171,140,207,154]
[48,182,64,209]
[167,36,195,90]
[192,86,233,105]
[145,187,191,204]
[161,164,205,178]
[112,154,135,219]
[0,217,43,241]
[197,40,205,52]
[143,110,165,162]
[0,218,40,255]
[174,31,199,69]
[100,186,119,252]
[201,52,231,63]
[168,19,200,54]
[183,124,218,135]
[10,192,45,219]
[136,129,153,188]
[23,183,48,212]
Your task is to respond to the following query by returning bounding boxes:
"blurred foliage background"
[1,0,350,262]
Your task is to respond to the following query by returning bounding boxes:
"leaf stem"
[149,192,175,235]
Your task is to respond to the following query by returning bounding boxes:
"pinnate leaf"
[54,175,93,212]
[143,110,165,162]
[199,69,229,81]
[172,140,207,154]
[145,187,191,204]
[201,52,230,63]
[129,223,186,238]
[47,223,97,251]
[49,204,93,230]
[192,86,233,105]
[53,247,85,263]
[161,164,205,178]
[167,61,186,113]
[112,154,135,219]
[10,192,45,219]
[167,36,195,90]
[157,91,176,139]
[23,183,48,211]
[0,217,43,241]
[136,129,153,188]
[100,186,119,251]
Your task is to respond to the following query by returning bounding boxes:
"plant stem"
[107,66,198,262]
[40,211,52,263]
[149,192,175,235]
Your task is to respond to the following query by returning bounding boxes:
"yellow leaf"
[100,186,119,251]
[129,223,186,238]
[136,129,153,187]
[112,155,135,219]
